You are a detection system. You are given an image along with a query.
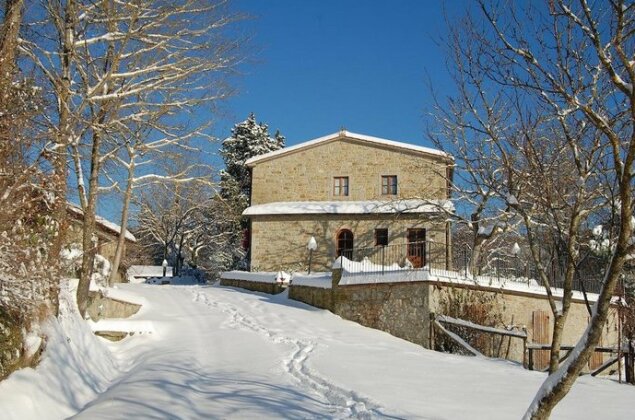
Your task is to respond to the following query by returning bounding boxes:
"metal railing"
[337,241,449,275]
[452,245,606,294]
[337,241,606,293]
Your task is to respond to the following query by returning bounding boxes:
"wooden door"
[407,228,426,268]
[532,310,551,370]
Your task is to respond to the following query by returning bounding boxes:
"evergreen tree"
[218,113,284,269]
[220,113,285,200]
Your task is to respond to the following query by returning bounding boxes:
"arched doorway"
[336,229,354,260]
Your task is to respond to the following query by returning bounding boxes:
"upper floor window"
[333,176,349,196]
[382,175,398,195]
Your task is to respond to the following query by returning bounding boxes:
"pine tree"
[218,113,284,269]
[220,113,285,200]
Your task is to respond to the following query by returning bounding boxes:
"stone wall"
[429,283,619,364]
[288,272,619,367]
[87,291,142,321]
[332,282,431,347]
[0,310,34,380]
[290,270,431,347]
[288,285,334,311]
[250,135,450,204]
[220,278,285,295]
[251,213,448,272]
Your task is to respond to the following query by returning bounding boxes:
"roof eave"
[245,131,452,167]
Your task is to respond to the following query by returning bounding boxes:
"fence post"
[522,327,528,368]
[528,347,534,371]
[429,312,436,350]
[626,341,635,384]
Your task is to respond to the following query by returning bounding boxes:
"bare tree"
[443,1,635,418]
[134,179,210,271]
[20,0,240,314]
[429,72,518,275]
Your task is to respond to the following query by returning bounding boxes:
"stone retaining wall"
[332,282,430,347]
[290,273,430,347]
[288,271,619,368]
[87,291,142,321]
[220,278,285,295]
[288,285,334,310]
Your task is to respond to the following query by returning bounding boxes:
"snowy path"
[73,285,400,419]
[190,289,389,419]
[3,283,635,419]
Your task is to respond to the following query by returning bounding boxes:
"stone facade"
[66,220,122,263]
[246,131,453,272]
[250,213,448,272]
[250,135,449,204]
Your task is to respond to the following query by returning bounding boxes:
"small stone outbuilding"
[66,203,137,281]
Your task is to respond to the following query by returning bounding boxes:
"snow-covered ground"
[1,282,634,419]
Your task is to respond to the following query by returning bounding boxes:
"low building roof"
[67,203,137,242]
[243,199,454,216]
[245,130,452,167]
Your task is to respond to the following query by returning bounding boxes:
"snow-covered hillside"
[1,282,634,419]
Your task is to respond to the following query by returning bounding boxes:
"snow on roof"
[245,130,451,166]
[243,199,454,216]
[67,203,136,242]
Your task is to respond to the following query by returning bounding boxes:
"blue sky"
[216,0,466,149]
[101,1,469,221]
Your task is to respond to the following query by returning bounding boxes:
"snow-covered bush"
[60,244,83,277]
[0,202,58,379]
[91,255,111,289]
[60,244,111,288]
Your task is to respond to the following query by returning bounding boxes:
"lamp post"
[307,236,318,274]
[511,242,521,281]
[162,259,168,277]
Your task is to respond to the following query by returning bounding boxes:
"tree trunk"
[470,239,484,276]
[524,231,630,418]
[108,154,134,286]
[47,0,76,315]
[549,313,566,373]
[0,0,23,77]
[77,132,101,317]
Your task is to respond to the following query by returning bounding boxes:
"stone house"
[243,130,454,272]
[66,203,136,281]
